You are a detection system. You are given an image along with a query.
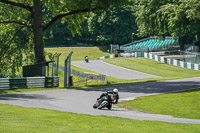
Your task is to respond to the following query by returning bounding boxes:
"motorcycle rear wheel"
[98,101,108,109]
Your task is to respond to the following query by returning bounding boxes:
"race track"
[1,77,200,124]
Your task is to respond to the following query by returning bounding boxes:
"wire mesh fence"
[58,65,107,87]
[71,69,107,87]
[180,51,200,64]
[71,75,105,87]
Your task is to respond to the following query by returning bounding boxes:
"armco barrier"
[0,76,59,90]
[139,52,200,70]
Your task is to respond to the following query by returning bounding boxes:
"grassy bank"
[0,104,199,133]
[104,58,200,80]
[45,47,110,66]
[118,89,200,119]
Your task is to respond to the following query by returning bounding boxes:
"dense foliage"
[44,6,138,46]
[88,6,138,45]
[0,0,129,77]
[135,0,200,40]
[0,0,200,77]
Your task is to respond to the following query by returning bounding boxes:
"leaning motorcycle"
[93,94,114,110]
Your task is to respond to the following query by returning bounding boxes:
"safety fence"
[0,76,59,90]
[58,65,107,86]
[71,69,107,81]
[71,69,107,86]
[180,51,200,64]
[136,52,200,70]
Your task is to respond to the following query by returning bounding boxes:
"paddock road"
[1,77,200,124]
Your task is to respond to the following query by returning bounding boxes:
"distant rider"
[97,88,119,110]
[85,56,89,63]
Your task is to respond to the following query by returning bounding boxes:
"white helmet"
[113,88,118,94]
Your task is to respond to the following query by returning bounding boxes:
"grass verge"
[0,104,199,133]
[45,47,110,66]
[118,89,200,119]
[104,58,200,81]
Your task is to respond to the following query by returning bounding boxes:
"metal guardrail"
[0,76,59,90]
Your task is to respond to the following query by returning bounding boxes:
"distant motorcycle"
[93,94,115,110]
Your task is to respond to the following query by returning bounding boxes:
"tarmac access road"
[71,60,160,79]
[1,77,200,124]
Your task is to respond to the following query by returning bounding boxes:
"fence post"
[64,51,73,88]
[104,76,107,84]
[56,53,62,76]
[85,77,87,86]
[52,53,57,76]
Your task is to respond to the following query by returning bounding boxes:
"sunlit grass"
[0,104,199,133]
[45,47,110,66]
[104,57,200,80]
[118,89,200,119]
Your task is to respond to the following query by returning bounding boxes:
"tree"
[135,0,170,37]
[88,5,138,45]
[135,0,200,49]
[182,0,200,46]
[44,19,97,47]
[0,0,129,64]
[0,25,27,77]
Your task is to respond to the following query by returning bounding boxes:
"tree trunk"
[33,0,45,64]
[179,36,184,50]
[196,31,200,52]
[196,31,200,45]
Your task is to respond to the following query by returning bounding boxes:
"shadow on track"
[74,80,200,94]
[0,94,55,101]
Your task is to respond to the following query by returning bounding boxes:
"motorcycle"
[93,94,115,110]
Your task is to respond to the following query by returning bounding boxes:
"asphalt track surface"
[72,60,160,79]
[1,77,200,124]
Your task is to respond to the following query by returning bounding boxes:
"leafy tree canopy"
[0,0,129,77]
[88,5,138,45]
[135,0,200,38]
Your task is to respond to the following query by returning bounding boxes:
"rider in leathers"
[97,88,119,110]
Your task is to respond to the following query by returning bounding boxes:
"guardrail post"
[85,77,87,86]
[64,51,73,88]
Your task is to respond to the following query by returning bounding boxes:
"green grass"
[0,104,199,133]
[118,89,200,119]
[45,47,110,66]
[104,58,200,80]
[2,47,200,132]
